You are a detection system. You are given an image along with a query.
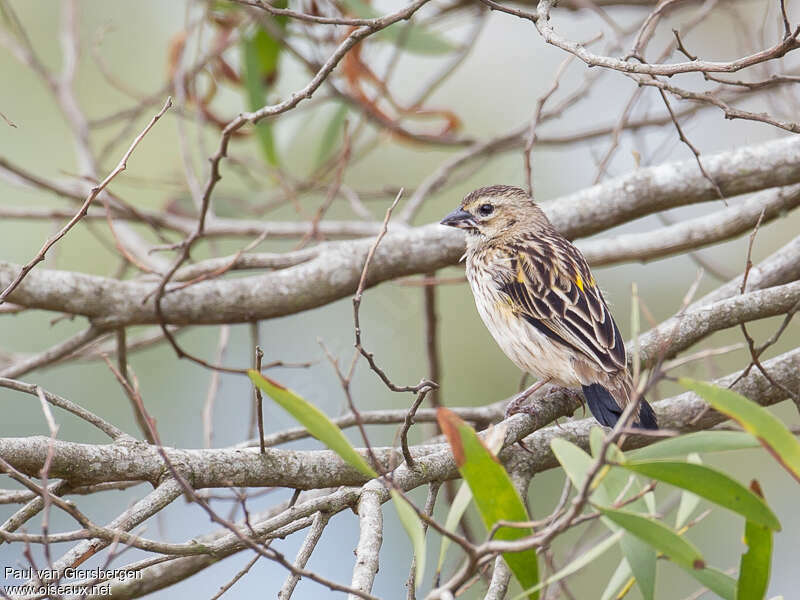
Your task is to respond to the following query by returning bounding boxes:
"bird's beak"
[440,207,477,229]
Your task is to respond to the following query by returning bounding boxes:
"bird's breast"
[465,256,582,386]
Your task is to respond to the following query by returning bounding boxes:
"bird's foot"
[504,378,551,419]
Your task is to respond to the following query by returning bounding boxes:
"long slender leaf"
[248,370,377,478]
[737,480,773,600]
[435,423,507,577]
[391,490,427,589]
[512,531,624,599]
[435,480,471,577]
[600,558,633,600]
[620,460,781,530]
[680,378,800,483]
[551,438,593,493]
[315,102,349,166]
[599,508,705,570]
[589,426,606,459]
[555,437,656,599]
[250,370,431,587]
[619,534,656,600]
[241,10,287,165]
[675,454,702,529]
[438,408,539,599]
[692,567,738,600]
[628,431,759,460]
[600,508,736,599]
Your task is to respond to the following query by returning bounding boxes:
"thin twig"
[255,343,266,454]
[0,97,172,305]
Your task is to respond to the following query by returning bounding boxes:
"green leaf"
[675,454,702,529]
[737,480,773,600]
[435,423,507,577]
[619,534,656,600]
[627,431,760,460]
[436,480,471,576]
[342,0,454,54]
[680,378,800,484]
[391,490,427,589]
[599,508,704,570]
[600,508,736,599]
[438,408,539,598]
[600,558,633,600]
[551,438,593,493]
[642,487,656,516]
[589,426,607,459]
[248,370,377,478]
[512,531,624,599]
[572,434,656,599]
[241,14,287,165]
[315,103,349,166]
[620,460,781,530]
[693,567,737,600]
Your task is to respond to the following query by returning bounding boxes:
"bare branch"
[0,97,172,305]
[349,483,384,599]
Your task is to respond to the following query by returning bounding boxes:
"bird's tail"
[581,383,658,430]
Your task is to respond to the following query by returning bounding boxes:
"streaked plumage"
[441,185,657,430]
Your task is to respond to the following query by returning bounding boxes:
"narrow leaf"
[551,438,593,492]
[391,490,427,588]
[628,431,759,460]
[248,370,377,478]
[436,480,472,576]
[642,487,657,516]
[589,426,609,459]
[438,408,539,598]
[600,558,633,600]
[599,508,705,570]
[621,460,780,530]
[240,13,287,165]
[620,534,656,600]
[675,454,702,529]
[600,508,736,599]
[692,567,737,600]
[554,438,655,598]
[512,531,624,599]
[315,103,349,166]
[241,31,278,164]
[737,480,773,600]
[680,378,800,483]
[435,423,507,575]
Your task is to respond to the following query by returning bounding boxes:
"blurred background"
[0,0,798,597]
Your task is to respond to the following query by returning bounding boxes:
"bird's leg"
[504,378,551,418]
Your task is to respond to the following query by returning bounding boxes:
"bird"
[440,185,657,430]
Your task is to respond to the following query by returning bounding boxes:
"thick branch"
[3,137,800,326]
[2,308,797,490]
[578,185,800,266]
[349,482,384,599]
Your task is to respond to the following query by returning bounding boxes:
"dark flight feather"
[582,384,658,430]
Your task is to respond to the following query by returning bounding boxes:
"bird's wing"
[496,235,626,374]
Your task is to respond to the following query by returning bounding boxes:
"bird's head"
[440,185,551,241]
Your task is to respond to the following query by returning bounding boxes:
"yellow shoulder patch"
[575,272,596,291]
[516,265,526,284]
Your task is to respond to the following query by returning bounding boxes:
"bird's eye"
[478,203,494,216]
